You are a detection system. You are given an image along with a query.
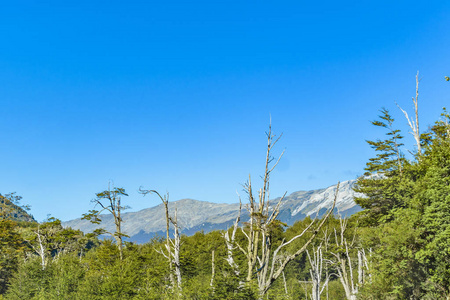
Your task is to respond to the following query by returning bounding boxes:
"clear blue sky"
[0,1,449,222]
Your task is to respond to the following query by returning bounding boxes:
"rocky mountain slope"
[63,179,362,243]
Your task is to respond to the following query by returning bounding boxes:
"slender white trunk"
[397,71,421,156]
[36,227,46,270]
[210,250,215,290]
[223,200,241,275]
[172,209,182,291]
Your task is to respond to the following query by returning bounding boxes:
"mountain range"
[62,179,362,243]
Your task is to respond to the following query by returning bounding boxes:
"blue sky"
[0,1,449,222]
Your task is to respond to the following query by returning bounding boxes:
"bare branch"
[268,148,285,174]
[262,182,340,294]
[396,71,422,155]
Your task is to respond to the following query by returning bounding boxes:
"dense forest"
[1,78,449,299]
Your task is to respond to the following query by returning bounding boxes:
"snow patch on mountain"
[63,179,363,243]
[290,180,362,217]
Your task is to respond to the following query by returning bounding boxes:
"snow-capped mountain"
[63,179,362,243]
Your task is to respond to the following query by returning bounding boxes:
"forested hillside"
[1,80,449,299]
[0,194,35,223]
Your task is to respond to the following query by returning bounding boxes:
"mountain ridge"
[63,179,362,243]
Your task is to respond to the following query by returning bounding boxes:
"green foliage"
[5,256,54,300]
[24,218,91,261]
[353,108,410,225]
[0,219,25,294]
[356,107,450,299]
[0,193,34,222]
[2,217,357,299]
[365,108,405,174]
[211,274,257,300]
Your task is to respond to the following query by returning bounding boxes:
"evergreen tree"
[354,108,410,225]
[358,108,450,299]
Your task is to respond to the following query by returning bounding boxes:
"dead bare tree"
[396,71,421,156]
[82,185,129,260]
[222,196,241,276]
[307,245,333,300]
[140,189,182,291]
[357,248,371,286]
[229,124,338,297]
[322,229,332,300]
[170,209,182,290]
[210,250,215,289]
[140,190,174,287]
[330,215,370,300]
[30,225,47,270]
[257,186,338,296]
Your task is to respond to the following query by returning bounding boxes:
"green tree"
[358,108,450,299]
[82,185,129,260]
[23,218,87,270]
[353,108,411,225]
[0,219,25,295]
[0,193,33,295]
[413,110,450,296]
